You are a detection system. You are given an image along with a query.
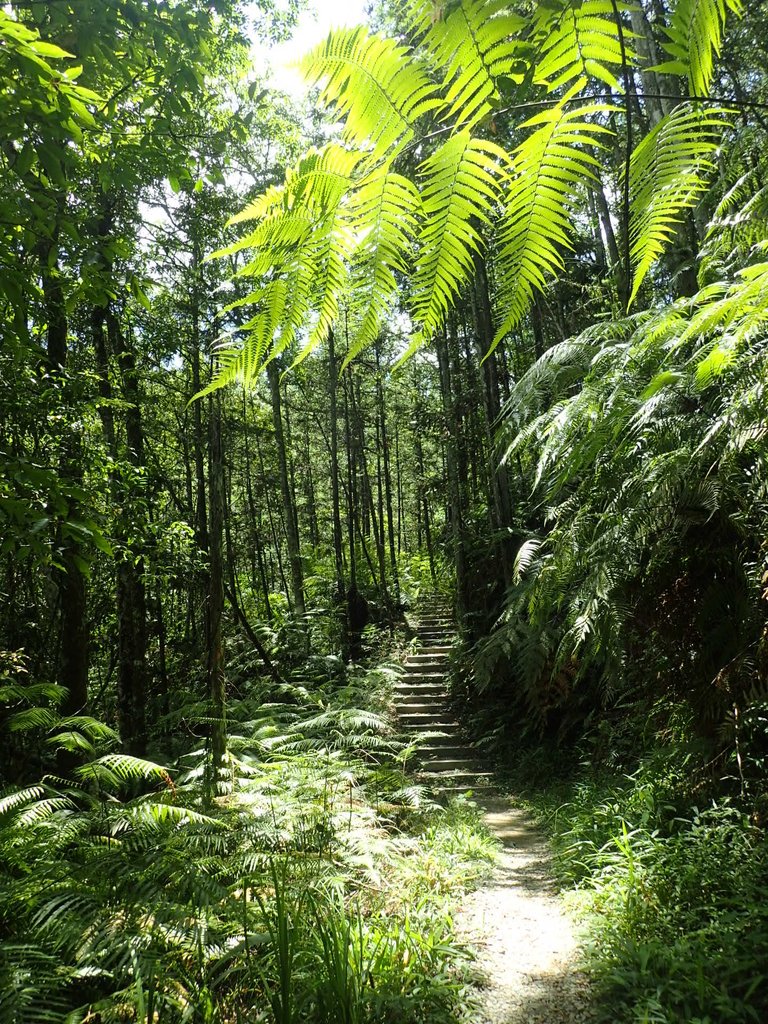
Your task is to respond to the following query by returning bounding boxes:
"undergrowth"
[0,652,497,1023]
[503,710,768,1024]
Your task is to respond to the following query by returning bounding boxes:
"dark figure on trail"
[347,584,370,661]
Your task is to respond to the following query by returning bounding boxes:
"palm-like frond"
[301,27,443,159]
[654,0,743,97]
[628,103,730,305]
[343,170,422,369]
[493,98,612,349]
[412,130,511,339]
[404,0,526,130]
[533,0,631,92]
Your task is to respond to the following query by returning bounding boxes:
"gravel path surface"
[457,797,596,1024]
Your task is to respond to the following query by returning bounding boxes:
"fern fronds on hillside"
[490,257,768,720]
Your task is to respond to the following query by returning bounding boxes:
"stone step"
[418,757,484,773]
[418,768,496,785]
[395,700,449,713]
[415,739,469,753]
[397,715,459,727]
[395,684,447,694]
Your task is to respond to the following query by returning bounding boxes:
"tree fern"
[493,96,612,349]
[343,169,422,369]
[628,103,731,305]
[533,0,631,92]
[655,0,744,98]
[300,26,444,160]
[412,130,511,339]
[403,0,527,130]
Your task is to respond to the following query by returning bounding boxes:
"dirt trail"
[394,604,595,1024]
[457,797,595,1024]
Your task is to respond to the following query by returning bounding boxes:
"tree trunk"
[267,359,305,618]
[207,392,227,792]
[39,233,89,719]
[327,330,349,658]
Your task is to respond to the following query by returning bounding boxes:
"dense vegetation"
[1,0,767,1020]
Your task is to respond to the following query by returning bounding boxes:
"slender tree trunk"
[327,330,349,658]
[471,256,514,588]
[435,333,469,623]
[413,419,436,584]
[267,359,305,618]
[242,393,272,620]
[376,358,400,600]
[39,233,89,719]
[108,312,148,757]
[207,392,226,789]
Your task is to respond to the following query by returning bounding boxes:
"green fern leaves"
[412,131,511,339]
[201,0,745,389]
[404,0,526,129]
[301,27,443,158]
[655,0,743,97]
[628,103,731,305]
[533,0,631,91]
[344,170,422,369]
[494,98,612,347]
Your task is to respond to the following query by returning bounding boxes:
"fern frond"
[343,170,422,369]
[412,130,511,338]
[494,98,612,349]
[654,0,743,97]
[533,0,632,92]
[404,0,526,130]
[628,103,731,305]
[301,27,443,158]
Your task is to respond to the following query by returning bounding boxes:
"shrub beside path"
[394,602,595,1024]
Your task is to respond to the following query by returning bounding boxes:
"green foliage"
[206,0,746,388]
[480,239,768,734]
[655,0,744,97]
[518,743,768,1024]
[628,103,731,304]
[493,95,611,347]
[0,659,491,1023]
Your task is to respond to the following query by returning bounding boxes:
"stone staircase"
[394,600,497,799]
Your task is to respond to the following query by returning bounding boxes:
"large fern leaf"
[654,0,743,98]
[404,0,526,130]
[343,170,422,369]
[493,97,613,349]
[411,130,511,339]
[300,27,444,159]
[628,102,731,305]
[533,0,632,92]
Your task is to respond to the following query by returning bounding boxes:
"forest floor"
[457,795,596,1024]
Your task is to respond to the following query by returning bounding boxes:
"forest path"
[394,603,595,1024]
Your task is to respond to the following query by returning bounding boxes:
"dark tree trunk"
[207,393,227,790]
[39,233,89,719]
[267,359,305,618]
